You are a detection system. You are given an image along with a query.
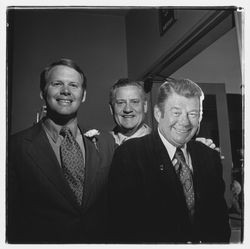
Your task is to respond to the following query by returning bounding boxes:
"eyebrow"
[170,107,199,112]
[170,107,181,110]
[50,80,80,84]
[116,97,141,100]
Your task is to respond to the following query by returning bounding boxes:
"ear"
[40,91,44,100]
[199,111,203,123]
[143,100,148,113]
[154,105,161,123]
[109,104,114,116]
[196,125,201,136]
[81,90,86,103]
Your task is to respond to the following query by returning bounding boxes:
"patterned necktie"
[174,147,195,216]
[60,127,85,205]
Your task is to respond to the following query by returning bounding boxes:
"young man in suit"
[7,58,115,243]
[108,78,231,243]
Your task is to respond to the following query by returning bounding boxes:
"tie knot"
[175,147,186,163]
[60,127,71,137]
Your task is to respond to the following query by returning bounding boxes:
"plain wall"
[8,9,128,134]
[171,27,242,94]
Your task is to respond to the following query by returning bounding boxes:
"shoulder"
[188,139,220,157]
[9,123,44,157]
[114,132,153,155]
[10,123,42,142]
[188,140,222,171]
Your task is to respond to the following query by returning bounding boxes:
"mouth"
[56,98,73,104]
[174,127,191,134]
[122,115,135,118]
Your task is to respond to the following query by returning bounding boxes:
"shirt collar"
[157,127,187,161]
[42,118,79,143]
[112,123,151,145]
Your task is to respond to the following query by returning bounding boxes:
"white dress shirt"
[158,128,193,171]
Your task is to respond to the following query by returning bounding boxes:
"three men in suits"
[7,58,115,243]
[108,78,231,243]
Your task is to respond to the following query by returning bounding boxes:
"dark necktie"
[174,147,195,216]
[60,127,85,205]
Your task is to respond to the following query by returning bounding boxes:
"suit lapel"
[152,131,183,191]
[151,131,188,206]
[26,122,81,210]
[187,141,203,198]
[81,132,100,210]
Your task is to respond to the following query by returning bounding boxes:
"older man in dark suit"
[108,78,231,243]
[7,58,115,243]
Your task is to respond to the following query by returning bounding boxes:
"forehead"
[47,65,82,83]
[114,85,144,99]
[164,92,200,109]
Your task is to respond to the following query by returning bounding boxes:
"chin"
[172,137,187,146]
[57,108,77,115]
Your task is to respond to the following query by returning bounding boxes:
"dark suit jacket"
[108,130,231,243]
[7,121,115,243]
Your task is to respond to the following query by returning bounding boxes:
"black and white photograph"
[2,0,245,246]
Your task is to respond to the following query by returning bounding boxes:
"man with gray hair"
[109,78,151,145]
[108,78,231,243]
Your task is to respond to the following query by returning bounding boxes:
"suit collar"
[157,128,176,161]
[151,130,189,207]
[79,128,100,210]
[42,117,79,142]
[151,129,172,164]
[187,140,202,177]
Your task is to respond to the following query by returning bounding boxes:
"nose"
[179,113,191,126]
[60,85,71,95]
[123,103,132,113]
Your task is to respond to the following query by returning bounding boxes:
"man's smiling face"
[42,65,85,118]
[112,85,147,136]
[154,92,201,147]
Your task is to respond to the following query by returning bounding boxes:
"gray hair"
[109,78,146,106]
[156,78,204,119]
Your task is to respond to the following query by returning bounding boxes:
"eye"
[172,111,181,117]
[131,99,140,104]
[50,81,62,86]
[116,100,125,105]
[188,112,199,119]
[69,82,79,88]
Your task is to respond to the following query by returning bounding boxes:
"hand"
[195,137,220,153]
[196,137,225,160]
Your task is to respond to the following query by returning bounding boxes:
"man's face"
[111,85,147,136]
[41,65,85,117]
[154,92,201,147]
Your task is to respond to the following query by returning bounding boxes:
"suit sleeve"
[7,135,23,242]
[211,150,231,242]
[193,145,231,243]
